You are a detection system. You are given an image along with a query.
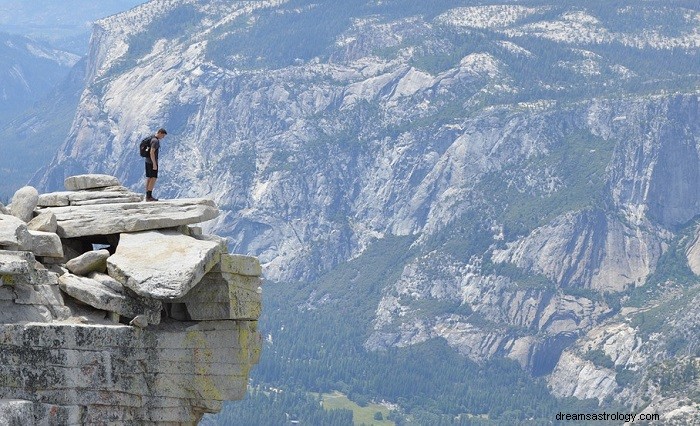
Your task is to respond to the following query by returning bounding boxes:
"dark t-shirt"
[145,136,160,164]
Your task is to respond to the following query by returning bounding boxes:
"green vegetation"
[582,349,615,370]
[630,286,700,339]
[625,223,700,309]
[322,392,394,426]
[205,235,612,425]
[496,131,614,239]
[647,358,700,394]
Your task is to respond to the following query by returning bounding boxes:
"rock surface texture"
[0,176,262,425]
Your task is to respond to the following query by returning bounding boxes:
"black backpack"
[139,136,153,157]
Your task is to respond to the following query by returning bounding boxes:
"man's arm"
[150,142,157,169]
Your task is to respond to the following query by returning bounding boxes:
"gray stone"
[107,230,222,300]
[87,271,124,292]
[176,272,262,320]
[39,187,142,208]
[0,202,8,214]
[0,399,35,426]
[43,198,219,238]
[9,186,39,223]
[0,215,31,251]
[58,274,161,324]
[28,231,64,258]
[217,253,263,277]
[129,315,148,328]
[66,249,110,276]
[0,300,53,322]
[64,174,121,191]
[27,211,57,233]
[0,251,32,276]
[36,192,70,207]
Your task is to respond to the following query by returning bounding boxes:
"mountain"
[0,32,81,198]
[0,0,146,53]
[0,0,145,203]
[35,0,700,423]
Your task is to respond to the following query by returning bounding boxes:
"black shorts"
[145,162,158,178]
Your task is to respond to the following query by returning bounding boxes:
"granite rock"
[0,215,31,251]
[63,174,121,191]
[107,230,222,300]
[43,198,219,238]
[65,249,110,276]
[26,212,57,233]
[9,186,39,223]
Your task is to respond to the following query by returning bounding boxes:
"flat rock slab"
[64,174,121,191]
[38,188,142,208]
[58,273,161,324]
[42,198,219,238]
[107,230,222,300]
[0,214,31,250]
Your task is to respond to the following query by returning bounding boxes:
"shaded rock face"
[0,175,262,424]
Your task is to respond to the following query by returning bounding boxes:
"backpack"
[139,136,153,157]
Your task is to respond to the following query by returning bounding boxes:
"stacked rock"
[0,175,262,425]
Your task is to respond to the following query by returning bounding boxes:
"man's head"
[156,128,167,139]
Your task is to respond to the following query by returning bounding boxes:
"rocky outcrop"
[0,175,262,424]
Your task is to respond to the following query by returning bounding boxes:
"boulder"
[107,230,222,300]
[64,174,120,191]
[0,214,31,251]
[28,231,64,258]
[43,198,219,238]
[9,186,39,223]
[27,212,58,233]
[58,273,162,324]
[66,249,110,276]
[175,271,262,321]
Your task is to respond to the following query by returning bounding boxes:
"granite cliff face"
[30,0,700,420]
[0,175,262,424]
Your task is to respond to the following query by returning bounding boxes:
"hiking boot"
[146,196,159,202]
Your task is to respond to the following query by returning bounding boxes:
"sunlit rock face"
[0,175,262,424]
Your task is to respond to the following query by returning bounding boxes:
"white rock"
[0,214,32,251]
[66,249,110,276]
[43,198,219,238]
[9,186,39,223]
[107,230,223,300]
[58,273,161,324]
[64,174,121,191]
[218,253,262,277]
[27,211,58,233]
[28,230,64,258]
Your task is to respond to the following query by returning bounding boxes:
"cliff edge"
[0,174,262,424]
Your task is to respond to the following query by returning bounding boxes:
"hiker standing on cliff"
[144,128,167,202]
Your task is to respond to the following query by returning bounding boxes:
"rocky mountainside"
[0,174,261,424]
[34,0,700,421]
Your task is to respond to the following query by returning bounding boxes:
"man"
[145,128,167,201]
